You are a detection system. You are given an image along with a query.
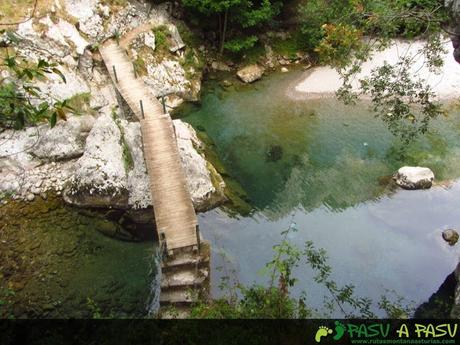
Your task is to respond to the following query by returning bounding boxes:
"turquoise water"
[181,71,460,316]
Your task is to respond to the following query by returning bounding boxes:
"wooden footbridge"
[99,40,209,317]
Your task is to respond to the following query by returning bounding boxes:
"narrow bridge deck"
[100,41,198,251]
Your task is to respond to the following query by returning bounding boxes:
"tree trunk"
[219,8,228,54]
[218,13,222,50]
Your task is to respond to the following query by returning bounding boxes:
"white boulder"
[393,166,435,190]
[63,113,129,208]
[237,64,265,83]
[31,115,95,161]
[173,120,226,211]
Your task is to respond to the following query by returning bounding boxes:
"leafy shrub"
[0,56,73,129]
[224,36,258,53]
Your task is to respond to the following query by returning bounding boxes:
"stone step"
[161,253,209,271]
[160,288,196,304]
[161,268,209,288]
[159,305,191,319]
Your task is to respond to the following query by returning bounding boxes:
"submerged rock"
[393,166,434,190]
[266,145,283,162]
[442,229,459,246]
[211,61,232,72]
[236,64,265,83]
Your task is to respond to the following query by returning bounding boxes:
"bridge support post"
[112,65,119,83]
[160,232,168,259]
[195,225,201,254]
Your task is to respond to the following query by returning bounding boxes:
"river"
[179,69,460,317]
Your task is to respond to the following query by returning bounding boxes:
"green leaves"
[339,54,444,144]
[0,55,72,129]
[224,35,258,53]
[182,0,283,54]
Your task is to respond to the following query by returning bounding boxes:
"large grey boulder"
[237,64,265,83]
[393,166,434,190]
[173,120,226,211]
[167,24,185,53]
[32,116,95,161]
[63,113,129,208]
[144,60,194,99]
[62,115,225,212]
[123,121,152,210]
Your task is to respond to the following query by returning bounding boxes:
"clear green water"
[181,71,460,316]
[0,196,156,318]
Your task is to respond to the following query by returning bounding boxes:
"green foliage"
[152,25,170,51]
[298,0,449,144]
[271,32,306,59]
[86,298,102,319]
[378,290,414,318]
[133,56,147,77]
[190,220,414,319]
[0,287,15,319]
[224,35,258,53]
[299,0,448,63]
[111,109,134,172]
[299,0,357,52]
[182,0,283,54]
[66,92,95,115]
[0,55,73,129]
[338,47,445,144]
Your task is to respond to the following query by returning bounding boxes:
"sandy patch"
[290,40,460,100]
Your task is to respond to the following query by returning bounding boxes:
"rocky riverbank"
[0,0,227,221]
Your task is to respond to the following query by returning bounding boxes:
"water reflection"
[183,71,460,316]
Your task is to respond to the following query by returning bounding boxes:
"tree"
[182,0,283,54]
[299,0,453,144]
[0,51,72,130]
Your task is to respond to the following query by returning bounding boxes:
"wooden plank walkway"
[99,41,198,251]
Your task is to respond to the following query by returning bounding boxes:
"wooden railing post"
[112,65,119,83]
[161,95,167,114]
[139,100,145,119]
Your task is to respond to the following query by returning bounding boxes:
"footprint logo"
[315,326,333,343]
[333,321,346,341]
